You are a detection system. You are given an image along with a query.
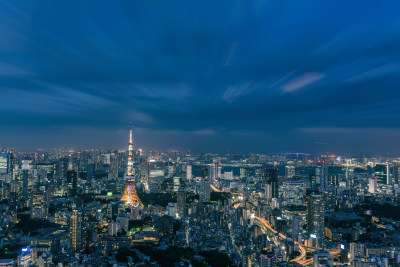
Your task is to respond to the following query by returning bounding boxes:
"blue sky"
[1,1,400,155]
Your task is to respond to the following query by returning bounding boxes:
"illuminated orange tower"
[121,127,143,207]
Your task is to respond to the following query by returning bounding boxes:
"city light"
[1,1,398,266]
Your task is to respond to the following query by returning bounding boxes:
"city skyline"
[2,2,400,266]
[2,1,400,154]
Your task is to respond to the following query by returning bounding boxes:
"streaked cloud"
[281,73,324,92]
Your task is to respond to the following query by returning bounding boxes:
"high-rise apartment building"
[210,158,221,182]
[72,208,84,251]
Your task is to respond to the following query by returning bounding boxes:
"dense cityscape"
[1,127,400,266]
[2,1,400,267]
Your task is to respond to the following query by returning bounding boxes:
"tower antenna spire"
[121,124,143,207]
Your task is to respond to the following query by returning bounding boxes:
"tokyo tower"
[121,127,143,207]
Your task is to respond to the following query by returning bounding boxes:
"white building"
[368,177,377,194]
[224,171,233,180]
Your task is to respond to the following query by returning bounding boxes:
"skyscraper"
[121,127,143,207]
[177,190,186,217]
[0,152,10,175]
[374,163,390,185]
[72,207,83,251]
[283,181,304,206]
[186,165,192,180]
[31,190,46,219]
[292,215,303,242]
[210,158,221,182]
[368,177,377,193]
[316,161,328,191]
[110,153,119,179]
[67,170,78,195]
[199,178,210,203]
[255,168,265,185]
[307,194,325,239]
[21,160,30,202]
[266,169,278,199]
[58,157,69,182]
[285,165,295,179]
[87,163,95,182]
[392,162,399,184]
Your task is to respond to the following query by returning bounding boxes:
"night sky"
[1,1,400,155]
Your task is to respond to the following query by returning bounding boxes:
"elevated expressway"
[211,184,341,266]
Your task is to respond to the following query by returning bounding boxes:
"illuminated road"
[297,248,341,266]
[254,216,307,264]
[210,184,221,192]
[211,184,307,263]
[210,184,344,265]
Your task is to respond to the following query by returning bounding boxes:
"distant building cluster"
[1,131,400,266]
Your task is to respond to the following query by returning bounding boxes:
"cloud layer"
[1,1,400,155]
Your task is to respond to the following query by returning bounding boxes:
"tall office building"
[110,153,119,179]
[21,161,30,202]
[199,178,210,203]
[87,163,95,182]
[283,181,304,205]
[255,168,265,184]
[327,166,343,188]
[285,165,295,179]
[33,163,55,180]
[67,170,78,195]
[266,169,278,198]
[265,184,272,202]
[58,157,69,181]
[177,191,186,217]
[392,162,399,184]
[368,177,377,193]
[374,164,390,185]
[186,165,192,180]
[0,152,10,175]
[316,161,328,191]
[307,194,325,239]
[31,190,46,219]
[72,207,84,251]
